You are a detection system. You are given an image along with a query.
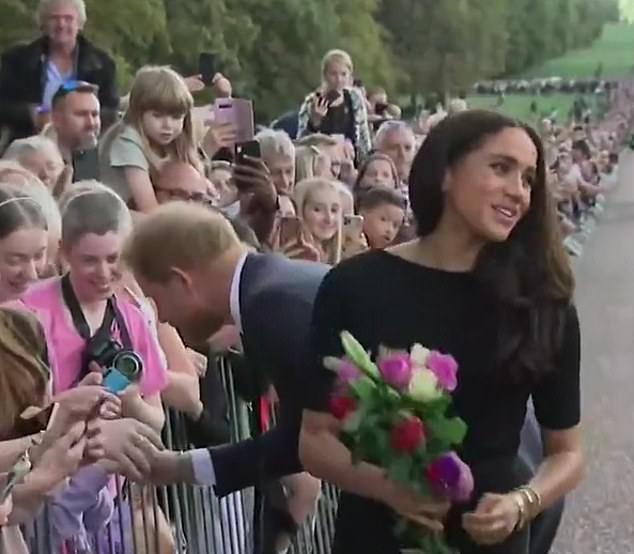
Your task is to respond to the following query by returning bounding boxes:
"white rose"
[407,368,441,402]
[410,343,431,368]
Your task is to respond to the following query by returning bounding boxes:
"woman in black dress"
[300,110,584,553]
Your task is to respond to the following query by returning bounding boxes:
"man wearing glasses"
[154,161,218,207]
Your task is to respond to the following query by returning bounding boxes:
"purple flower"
[338,359,362,385]
[378,354,413,391]
[426,351,458,392]
[425,452,474,503]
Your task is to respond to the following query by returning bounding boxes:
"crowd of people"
[0,1,633,553]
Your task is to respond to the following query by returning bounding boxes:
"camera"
[84,337,143,393]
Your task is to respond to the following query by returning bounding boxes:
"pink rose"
[426,351,458,392]
[378,354,413,391]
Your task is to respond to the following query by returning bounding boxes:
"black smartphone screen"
[72,148,100,182]
[236,140,261,163]
[375,102,389,116]
[199,52,217,86]
[325,90,340,104]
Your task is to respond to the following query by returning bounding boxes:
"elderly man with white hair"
[0,0,118,144]
[374,120,417,185]
[255,129,296,196]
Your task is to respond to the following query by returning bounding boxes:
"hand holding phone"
[311,93,330,126]
[374,102,389,116]
[325,89,341,105]
[278,216,303,246]
[198,52,217,87]
[0,492,12,525]
[0,452,32,503]
[214,98,254,144]
[343,215,364,238]
[235,140,261,164]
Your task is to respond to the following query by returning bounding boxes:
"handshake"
[19,372,184,497]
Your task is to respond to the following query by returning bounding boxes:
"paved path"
[553,150,634,554]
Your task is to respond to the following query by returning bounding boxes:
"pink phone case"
[213,98,255,143]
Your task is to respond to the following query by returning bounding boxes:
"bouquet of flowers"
[325,331,474,553]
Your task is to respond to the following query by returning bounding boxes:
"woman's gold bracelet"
[509,491,528,531]
[512,485,543,528]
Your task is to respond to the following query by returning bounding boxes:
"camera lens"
[113,352,142,380]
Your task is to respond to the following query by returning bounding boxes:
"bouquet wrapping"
[326,331,474,553]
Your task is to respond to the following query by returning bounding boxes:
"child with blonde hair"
[100,66,203,212]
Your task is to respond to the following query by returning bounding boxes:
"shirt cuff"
[191,449,216,486]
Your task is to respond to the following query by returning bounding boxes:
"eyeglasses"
[154,185,215,206]
[52,80,99,106]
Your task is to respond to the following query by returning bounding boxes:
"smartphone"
[198,52,217,87]
[325,90,340,105]
[343,215,364,236]
[214,98,255,143]
[72,148,99,182]
[0,454,31,502]
[374,102,389,116]
[279,216,302,246]
[235,139,261,163]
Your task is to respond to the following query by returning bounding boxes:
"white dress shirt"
[190,251,249,486]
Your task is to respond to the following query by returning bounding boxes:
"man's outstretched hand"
[86,418,164,482]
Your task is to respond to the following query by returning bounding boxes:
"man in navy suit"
[123,202,327,553]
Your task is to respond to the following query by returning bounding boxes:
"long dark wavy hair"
[409,110,575,383]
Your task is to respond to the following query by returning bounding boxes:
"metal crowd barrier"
[16,357,337,554]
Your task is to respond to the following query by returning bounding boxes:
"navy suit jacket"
[209,253,329,496]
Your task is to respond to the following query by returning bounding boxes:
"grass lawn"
[466,94,590,124]
[466,21,633,121]
[519,21,634,79]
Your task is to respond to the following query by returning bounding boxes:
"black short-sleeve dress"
[304,250,580,554]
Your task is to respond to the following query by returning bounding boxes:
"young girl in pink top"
[20,180,167,552]
[22,181,167,410]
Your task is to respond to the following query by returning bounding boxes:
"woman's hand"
[99,396,122,420]
[203,120,238,157]
[234,157,278,214]
[117,383,142,410]
[281,234,321,262]
[44,372,117,437]
[309,93,329,128]
[28,421,87,494]
[187,348,208,377]
[342,231,368,260]
[462,492,521,545]
[183,74,206,93]
[0,493,12,525]
[381,478,450,534]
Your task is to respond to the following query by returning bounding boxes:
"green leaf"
[387,456,414,485]
[342,407,365,433]
[350,376,377,402]
[426,416,467,445]
[340,331,380,379]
